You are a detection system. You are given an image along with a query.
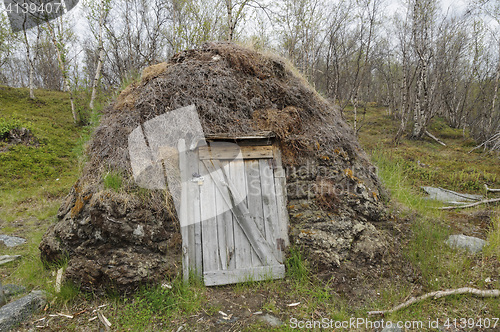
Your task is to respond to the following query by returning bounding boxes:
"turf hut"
[40,43,389,290]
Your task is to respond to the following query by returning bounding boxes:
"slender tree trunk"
[89,48,104,110]
[225,0,234,42]
[489,45,500,133]
[411,60,427,139]
[394,52,409,144]
[46,21,77,123]
[90,7,106,110]
[28,61,35,99]
[352,96,358,133]
[23,28,36,99]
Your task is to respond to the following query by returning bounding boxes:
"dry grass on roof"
[86,42,361,185]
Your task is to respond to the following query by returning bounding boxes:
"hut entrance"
[178,133,289,286]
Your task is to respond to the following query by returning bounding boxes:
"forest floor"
[0,87,499,331]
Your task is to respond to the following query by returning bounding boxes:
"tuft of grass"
[2,230,52,289]
[371,147,444,217]
[51,280,81,307]
[0,117,25,138]
[111,278,205,330]
[103,171,123,191]
[485,214,500,258]
[285,246,309,284]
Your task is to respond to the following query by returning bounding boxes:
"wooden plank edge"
[203,264,285,286]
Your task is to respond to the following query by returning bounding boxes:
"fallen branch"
[368,288,500,316]
[425,130,446,146]
[485,184,500,193]
[468,132,500,153]
[439,198,500,210]
[97,311,111,331]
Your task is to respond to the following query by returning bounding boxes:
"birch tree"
[168,0,225,52]
[85,0,112,110]
[224,0,271,42]
[45,15,78,122]
[21,25,41,99]
[408,0,438,139]
[0,15,14,72]
[278,0,326,81]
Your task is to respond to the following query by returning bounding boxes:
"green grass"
[103,170,123,191]
[371,148,444,215]
[485,214,500,258]
[285,246,310,284]
[0,117,26,138]
[360,109,500,324]
[1,228,52,289]
[349,106,500,195]
[0,86,91,221]
[1,89,499,330]
[110,279,205,331]
[0,86,103,304]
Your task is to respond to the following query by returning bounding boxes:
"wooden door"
[179,139,288,286]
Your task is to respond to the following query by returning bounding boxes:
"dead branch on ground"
[425,130,446,146]
[439,198,500,210]
[368,288,500,316]
[484,184,500,193]
[468,132,500,154]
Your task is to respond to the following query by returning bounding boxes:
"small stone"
[381,327,403,332]
[446,235,487,254]
[0,282,6,307]
[0,290,46,331]
[0,235,26,248]
[216,316,238,324]
[0,255,21,266]
[258,314,283,327]
[133,225,144,237]
[3,284,26,298]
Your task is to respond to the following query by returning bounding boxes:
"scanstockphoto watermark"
[289,317,500,330]
[128,105,380,226]
[283,160,379,198]
[291,317,424,330]
[1,0,79,32]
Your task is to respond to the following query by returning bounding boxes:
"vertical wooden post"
[273,142,290,249]
[178,139,190,283]
[186,144,203,276]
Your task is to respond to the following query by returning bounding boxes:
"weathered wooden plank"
[199,145,273,160]
[221,160,236,270]
[213,162,230,270]
[177,139,190,283]
[245,160,265,267]
[228,159,252,270]
[272,144,290,248]
[204,264,285,286]
[245,160,265,236]
[205,131,275,140]
[199,160,220,273]
[202,160,279,267]
[186,147,202,276]
[259,159,282,263]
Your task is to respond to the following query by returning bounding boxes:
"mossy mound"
[40,42,390,291]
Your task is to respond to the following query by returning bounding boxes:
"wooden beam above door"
[199,145,273,160]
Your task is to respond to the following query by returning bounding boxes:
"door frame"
[178,132,289,285]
